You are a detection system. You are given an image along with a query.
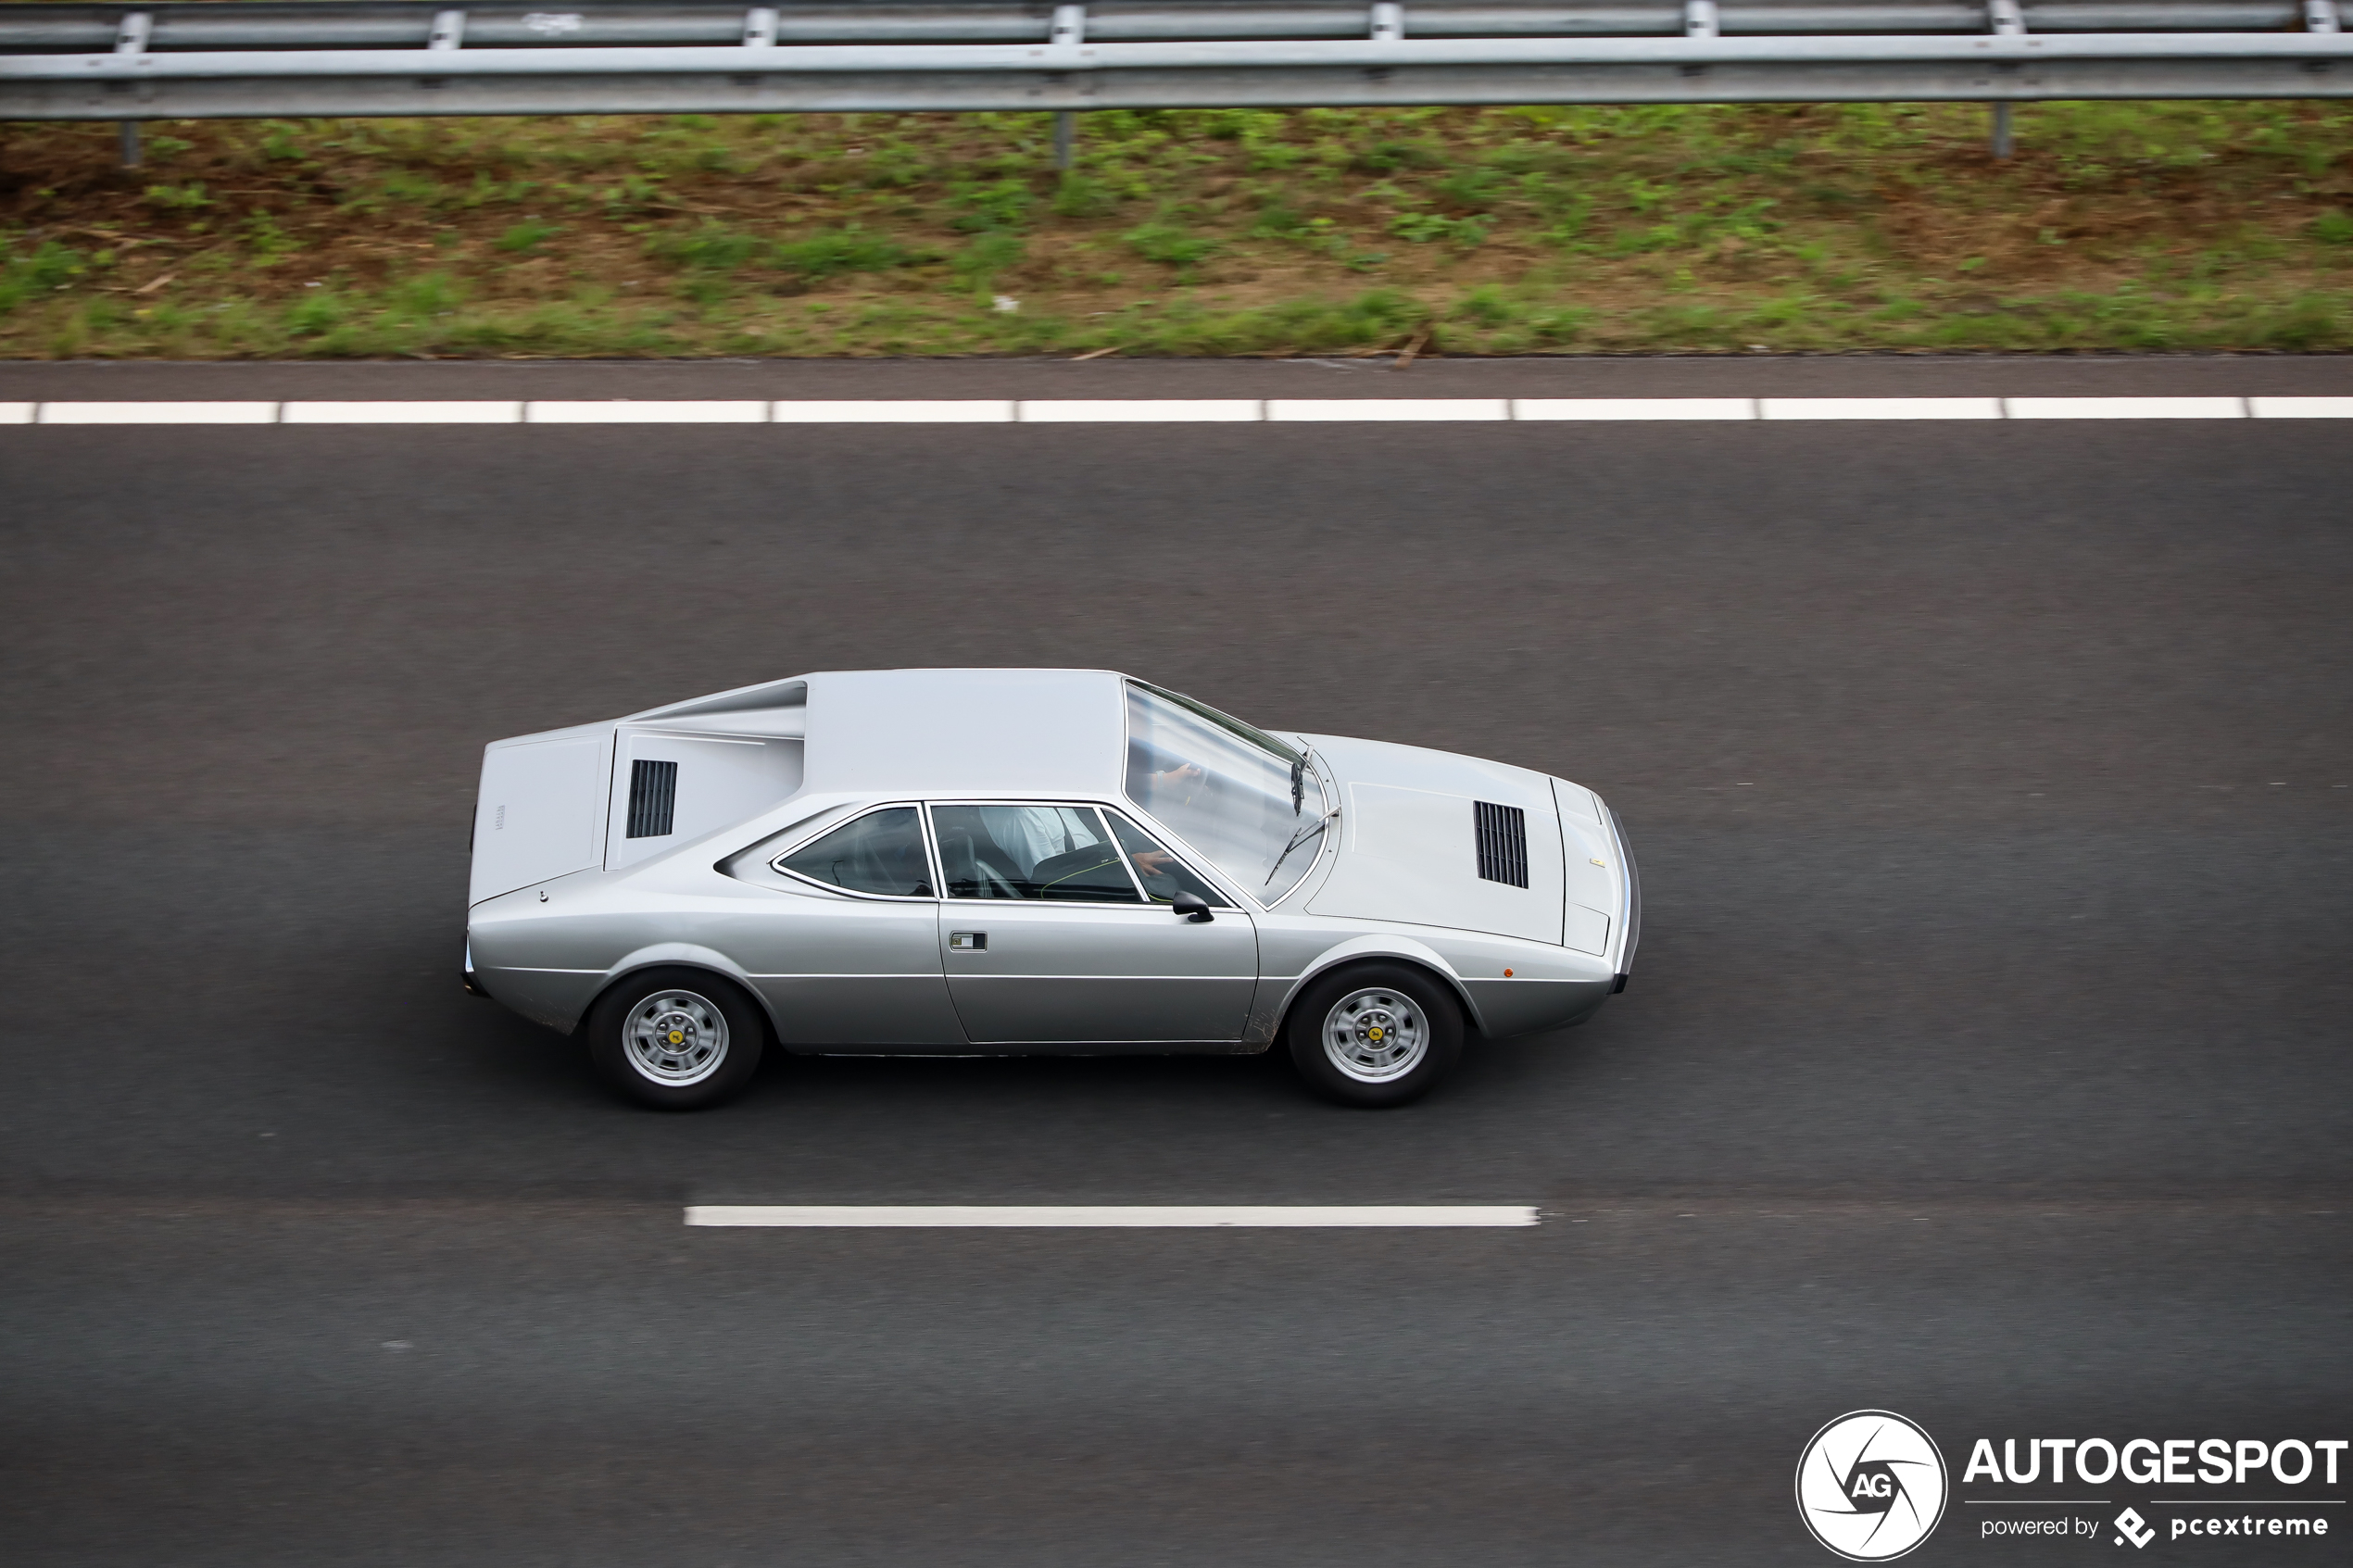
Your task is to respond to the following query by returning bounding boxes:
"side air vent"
[626,759,678,839]
[1473,800,1529,888]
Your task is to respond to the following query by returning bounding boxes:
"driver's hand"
[1132,848,1176,876]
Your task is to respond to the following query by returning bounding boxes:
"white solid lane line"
[282,400,523,423]
[0,401,31,424]
[686,1204,1541,1227]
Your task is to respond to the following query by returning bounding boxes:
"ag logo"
[1796,1410,1949,1562]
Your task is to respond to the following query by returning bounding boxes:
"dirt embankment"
[4,102,2350,358]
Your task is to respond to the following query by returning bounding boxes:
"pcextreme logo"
[1797,1410,1952,1562]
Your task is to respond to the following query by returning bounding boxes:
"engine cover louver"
[1473,800,1529,888]
[626,759,678,839]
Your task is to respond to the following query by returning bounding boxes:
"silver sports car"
[464,669,1638,1109]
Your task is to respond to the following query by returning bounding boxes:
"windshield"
[1124,682,1327,903]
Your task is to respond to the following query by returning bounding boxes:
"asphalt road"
[3,358,2348,1567]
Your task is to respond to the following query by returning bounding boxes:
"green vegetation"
[2,101,2350,358]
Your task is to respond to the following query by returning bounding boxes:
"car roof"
[633,667,1129,797]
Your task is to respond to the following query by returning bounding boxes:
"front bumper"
[461,940,494,999]
[1605,805,1641,988]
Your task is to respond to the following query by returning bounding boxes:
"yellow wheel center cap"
[668,1029,686,1046]
[1367,1025,1384,1042]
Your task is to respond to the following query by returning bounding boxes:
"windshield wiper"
[1265,809,1339,886]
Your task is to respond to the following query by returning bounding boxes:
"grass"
[2,102,2351,358]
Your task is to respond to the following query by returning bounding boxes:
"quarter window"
[1103,809,1230,909]
[776,807,934,897]
[931,805,1142,903]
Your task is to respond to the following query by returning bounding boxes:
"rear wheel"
[1285,963,1463,1108]
[585,967,766,1110]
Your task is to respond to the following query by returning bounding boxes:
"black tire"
[585,966,767,1111]
[1284,961,1464,1108]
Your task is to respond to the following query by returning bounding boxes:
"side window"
[932,805,1142,903]
[775,807,934,897]
[1104,810,1231,908]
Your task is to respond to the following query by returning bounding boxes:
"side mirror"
[1171,891,1214,923]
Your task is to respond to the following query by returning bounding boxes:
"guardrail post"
[742,7,778,48]
[112,12,149,168]
[1684,1,1720,39]
[1986,0,2025,157]
[2309,0,2342,31]
[420,8,464,94]
[1051,4,1085,169]
[1370,3,1404,42]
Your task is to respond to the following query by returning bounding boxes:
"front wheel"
[1285,963,1464,1108]
[585,967,767,1110]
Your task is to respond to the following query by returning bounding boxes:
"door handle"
[949,931,987,951]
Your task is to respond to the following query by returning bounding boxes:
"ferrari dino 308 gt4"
[465,669,1637,1109]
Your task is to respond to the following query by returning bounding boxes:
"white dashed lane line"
[1266,397,1515,421]
[1016,398,1262,422]
[1760,396,2005,420]
[282,399,522,423]
[686,1204,1542,1227]
[1516,396,1757,420]
[34,400,281,424]
[522,399,768,423]
[2250,395,2353,418]
[2006,395,2250,420]
[9,395,2351,424]
[772,398,1016,422]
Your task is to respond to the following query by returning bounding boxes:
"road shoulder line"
[14,395,2353,424]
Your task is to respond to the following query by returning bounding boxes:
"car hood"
[1296,734,1574,947]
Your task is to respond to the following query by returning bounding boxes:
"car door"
[931,803,1257,1045]
[742,803,963,1048]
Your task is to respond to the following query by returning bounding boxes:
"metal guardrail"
[2,0,2348,119]
[2,0,2347,168]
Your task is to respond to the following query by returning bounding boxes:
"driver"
[1126,842,1184,895]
